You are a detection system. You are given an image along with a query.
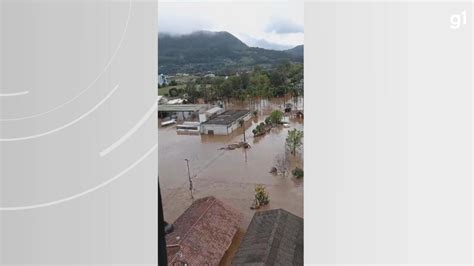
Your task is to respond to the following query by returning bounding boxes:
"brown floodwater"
[159,97,303,265]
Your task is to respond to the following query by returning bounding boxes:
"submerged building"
[157,104,206,121]
[165,197,241,265]
[201,110,251,135]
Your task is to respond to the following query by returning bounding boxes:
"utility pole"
[239,119,246,143]
[184,159,194,200]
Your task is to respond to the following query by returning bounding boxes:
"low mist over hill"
[158,31,303,75]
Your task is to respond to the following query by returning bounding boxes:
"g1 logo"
[450,10,467,29]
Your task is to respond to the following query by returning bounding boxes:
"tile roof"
[166,197,241,265]
[232,209,304,265]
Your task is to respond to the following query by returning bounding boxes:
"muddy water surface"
[159,97,304,265]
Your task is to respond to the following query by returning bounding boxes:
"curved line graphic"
[0,91,30,97]
[0,0,131,122]
[0,143,157,211]
[0,84,119,142]
[100,99,157,157]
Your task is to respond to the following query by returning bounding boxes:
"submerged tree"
[268,110,283,125]
[252,184,269,209]
[273,153,290,176]
[286,129,304,156]
[292,167,304,179]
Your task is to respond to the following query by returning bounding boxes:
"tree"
[184,81,200,103]
[249,72,270,98]
[286,129,303,156]
[168,87,179,97]
[268,110,283,125]
[292,167,304,178]
[219,79,233,102]
[289,79,304,107]
[273,85,287,98]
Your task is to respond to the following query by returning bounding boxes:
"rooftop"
[166,197,241,265]
[232,209,304,265]
[203,110,250,126]
[206,106,223,115]
[158,104,206,113]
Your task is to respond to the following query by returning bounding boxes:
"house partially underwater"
[165,197,241,265]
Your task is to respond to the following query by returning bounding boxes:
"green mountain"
[284,45,304,58]
[158,31,303,75]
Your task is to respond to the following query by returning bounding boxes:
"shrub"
[254,184,269,207]
[292,167,304,178]
[268,110,283,125]
[265,117,271,125]
[169,87,179,97]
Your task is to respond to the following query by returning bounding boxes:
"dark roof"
[158,104,205,112]
[166,197,241,265]
[203,110,250,126]
[232,209,303,265]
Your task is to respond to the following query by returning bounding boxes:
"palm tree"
[239,119,246,143]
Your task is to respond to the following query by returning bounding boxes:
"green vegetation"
[168,87,179,97]
[252,122,267,137]
[286,129,304,156]
[158,31,303,75]
[158,62,303,106]
[292,167,304,179]
[158,84,186,96]
[252,110,285,137]
[268,110,283,125]
[252,184,269,209]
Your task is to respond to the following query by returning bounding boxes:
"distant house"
[157,104,206,120]
[201,110,251,135]
[159,74,169,86]
[204,73,216,78]
[166,197,241,265]
[232,209,303,265]
[157,95,168,105]
[199,106,224,123]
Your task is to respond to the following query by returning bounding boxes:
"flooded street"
[159,97,303,264]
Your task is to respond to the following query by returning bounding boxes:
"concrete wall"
[201,112,252,135]
[201,124,229,135]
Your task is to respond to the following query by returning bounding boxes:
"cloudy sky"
[158,1,304,50]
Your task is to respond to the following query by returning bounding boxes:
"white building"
[201,110,251,135]
[199,106,224,123]
[204,73,216,78]
[177,122,201,134]
[158,74,168,86]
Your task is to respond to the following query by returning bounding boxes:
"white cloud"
[158,1,303,49]
[265,18,304,34]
